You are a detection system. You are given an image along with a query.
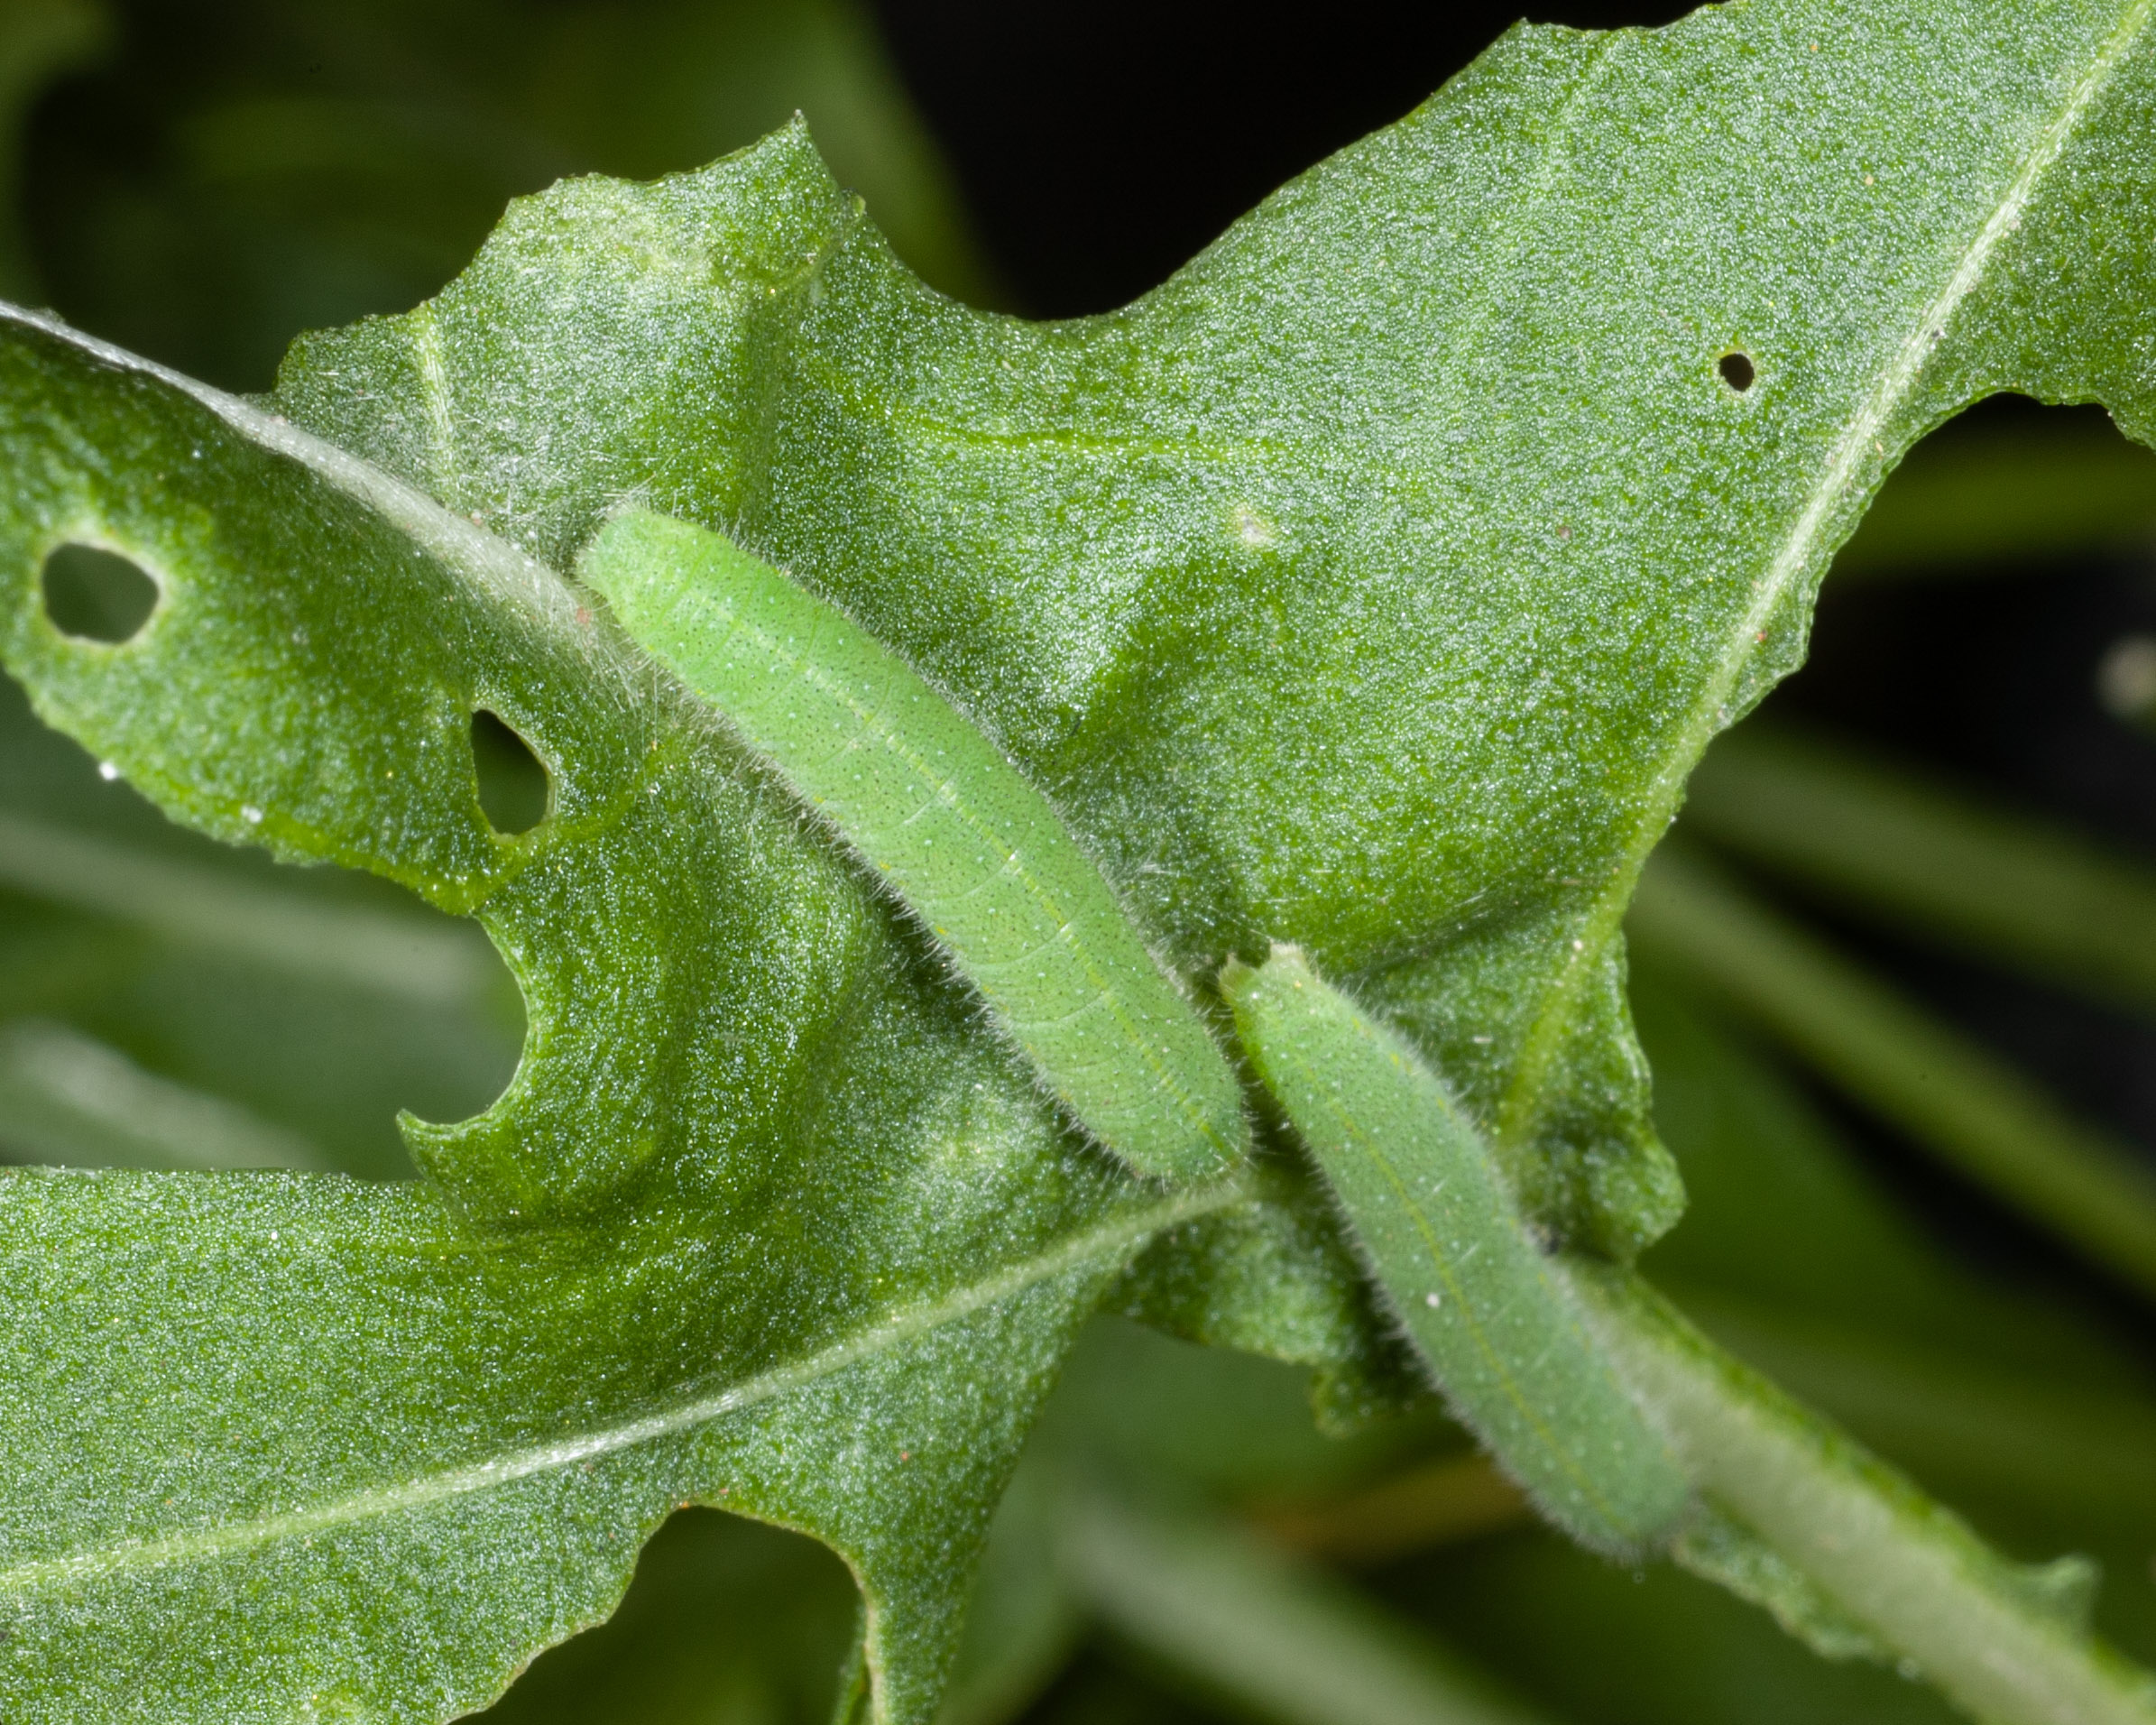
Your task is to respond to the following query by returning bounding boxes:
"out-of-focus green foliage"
[1632,845,2156,1296]
[5,5,2156,1725]
[22,0,998,389]
[1829,413,2156,580]
[0,671,521,1180]
[0,0,105,300]
[1682,724,2156,1012]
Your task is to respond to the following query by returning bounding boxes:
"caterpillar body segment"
[1222,943,1691,1554]
[581,508,1248,1183]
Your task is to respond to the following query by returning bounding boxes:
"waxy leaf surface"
[4,0,2156,1718]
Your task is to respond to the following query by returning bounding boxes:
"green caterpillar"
[579,508,1248,1184]
[1222,945,1691,1554]
[585,509,1680,1545]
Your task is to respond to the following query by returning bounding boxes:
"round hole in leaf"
[41,543,160,642]
[1718,350,1756,392]
[471,710,549,835]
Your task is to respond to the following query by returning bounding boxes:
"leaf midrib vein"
[1497,0,2156,1148]
[0,1178,1247,1595]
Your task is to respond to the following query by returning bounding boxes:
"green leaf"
[9,0,2156,1717]
[0,1164,1248,1722]
[0,311,1340,1720]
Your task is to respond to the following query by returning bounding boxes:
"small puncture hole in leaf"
[471,710,550,835]
[41,543,160,643]
[1718,351,1756,392]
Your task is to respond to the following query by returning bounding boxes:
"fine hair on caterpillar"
[580,507,1251,1185]
[1222,943,1690,1556]
[585,508,1685,1553]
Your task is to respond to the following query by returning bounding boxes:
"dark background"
[871,0,1691,316]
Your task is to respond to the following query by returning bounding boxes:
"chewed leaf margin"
[0,302,1402,1725]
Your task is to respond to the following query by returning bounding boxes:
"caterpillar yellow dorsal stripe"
[580,507,1248,1183]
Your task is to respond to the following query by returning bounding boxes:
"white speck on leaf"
[1230,503,1280,549]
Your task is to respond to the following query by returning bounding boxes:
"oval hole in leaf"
[1718,351,1756,392]
[41,542,160,642]
[471,710,549,835]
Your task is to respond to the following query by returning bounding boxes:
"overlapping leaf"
[5,1,2156,1720]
